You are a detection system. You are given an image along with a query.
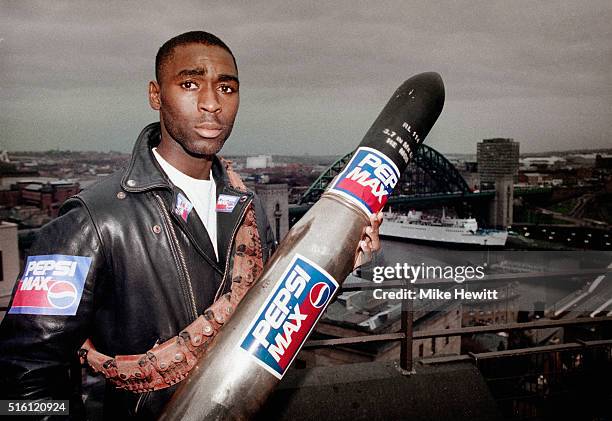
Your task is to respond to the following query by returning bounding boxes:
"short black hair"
[155,31,237,82]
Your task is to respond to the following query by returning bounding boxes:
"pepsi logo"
[240,254,339,378]
[47,281,78,309]
[309,282,331,308]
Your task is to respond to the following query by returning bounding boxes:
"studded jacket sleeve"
[0,198,106,414]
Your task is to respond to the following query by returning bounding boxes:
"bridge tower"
[256,184,289,243]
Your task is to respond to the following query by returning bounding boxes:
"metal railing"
[304,272,612,372]
[304,274,612,419]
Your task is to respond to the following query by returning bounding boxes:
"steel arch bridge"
[298,144,471,205]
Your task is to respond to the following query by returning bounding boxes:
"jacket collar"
[120,122,232,192]
[120,122,255,278]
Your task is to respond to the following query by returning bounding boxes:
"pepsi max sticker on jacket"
[9,255,92,316]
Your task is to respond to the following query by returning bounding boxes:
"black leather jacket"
[0,123,275,419]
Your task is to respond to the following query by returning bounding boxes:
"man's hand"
[354,211,383,269]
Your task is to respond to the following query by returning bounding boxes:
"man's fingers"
[355,212,383,270]
[366,212,383,238]
[369,213,379,228]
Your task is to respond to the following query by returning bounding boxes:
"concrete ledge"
[257,360,503,421]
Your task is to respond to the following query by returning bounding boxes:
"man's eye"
[180,81,198,90]
[218,84,236,94]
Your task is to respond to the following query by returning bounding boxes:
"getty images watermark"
[371,263,499,301]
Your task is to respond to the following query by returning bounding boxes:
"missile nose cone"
[412,71,444,90]
[415,72,445,99]
[408,71,445,120]
[398,72,445,107]
[358,72,446,172]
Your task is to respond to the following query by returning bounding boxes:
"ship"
[380,209,508,246]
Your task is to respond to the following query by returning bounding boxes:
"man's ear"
[149,81,161,110]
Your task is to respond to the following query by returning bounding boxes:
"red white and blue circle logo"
[47,281,78,309]
[309,282,331,308]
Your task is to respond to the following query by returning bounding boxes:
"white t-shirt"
[152,148,218,259]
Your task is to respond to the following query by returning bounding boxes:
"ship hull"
[380,221,508,246]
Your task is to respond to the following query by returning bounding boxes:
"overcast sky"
[1,1,611,156]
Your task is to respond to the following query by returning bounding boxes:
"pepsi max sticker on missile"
[9,255,92,316]
[328,147,400,215]
[239,254,339,379]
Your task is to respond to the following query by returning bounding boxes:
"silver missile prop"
[159,72,445,421]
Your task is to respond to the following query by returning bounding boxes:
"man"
[0,31,381,419]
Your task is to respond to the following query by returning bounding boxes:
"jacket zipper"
[134,391,149,414]
[133,195,250,415]
[214,195,252,301]
[154,193,198,321]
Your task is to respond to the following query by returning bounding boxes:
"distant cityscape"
[0,143,610,230]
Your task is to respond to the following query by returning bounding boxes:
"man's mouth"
[194,123,223,139]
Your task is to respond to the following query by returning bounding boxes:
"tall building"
[477,138,519,187]
[477,138,519,228]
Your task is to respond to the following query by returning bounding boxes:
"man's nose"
[198,87,221,113]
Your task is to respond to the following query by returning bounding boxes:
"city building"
[462,283,520,326]
[458,161,480,191]
[2,180,80,219]
[519,172,563,187]
[477,138,520,228]
[477,138,520,187]
[0,221,19,321]
[520,156,566,171]
[246,155,273,169]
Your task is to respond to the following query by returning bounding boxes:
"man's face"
[150,43,239,156]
